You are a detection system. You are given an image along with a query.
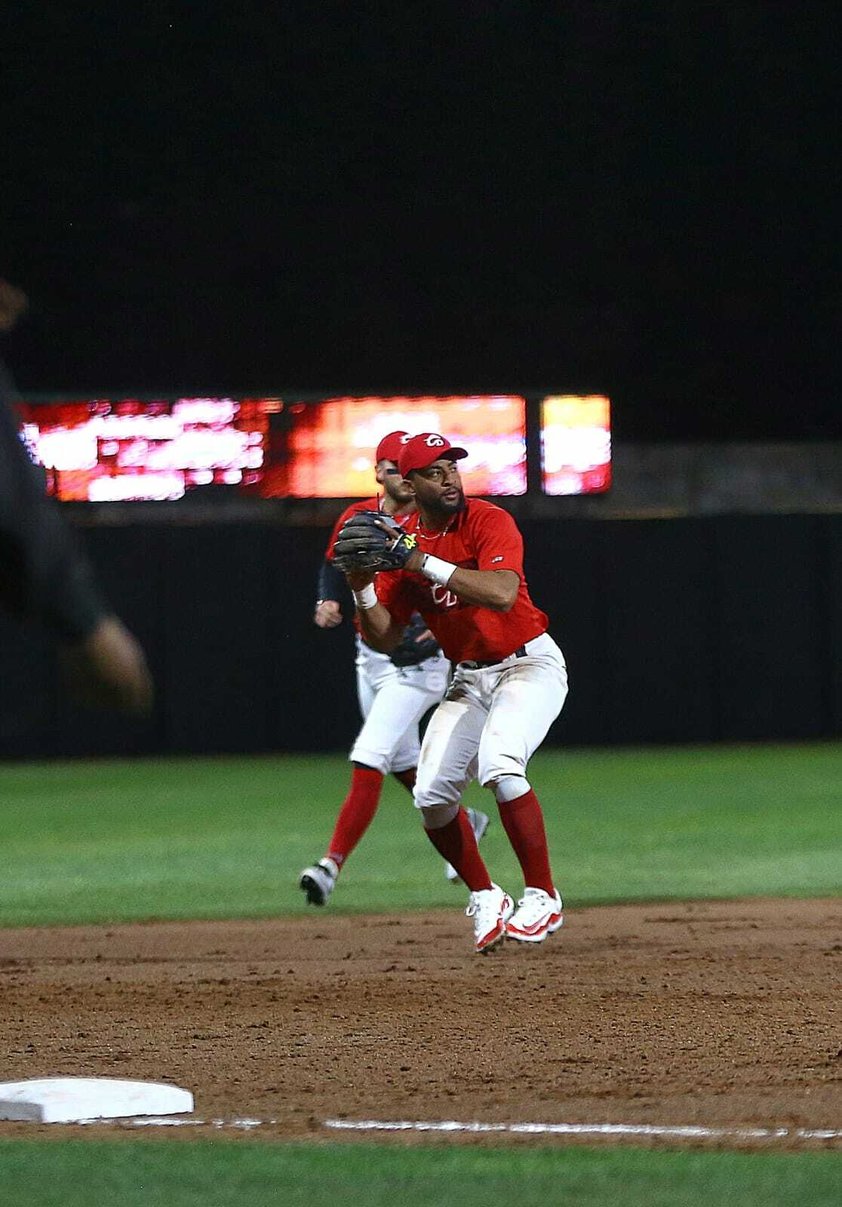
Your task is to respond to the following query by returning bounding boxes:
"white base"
[0,1077,194,1123]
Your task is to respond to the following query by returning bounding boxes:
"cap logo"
[426,434,446,447]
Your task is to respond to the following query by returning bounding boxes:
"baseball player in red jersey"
[341,432,568,953]
[300,430,488,906]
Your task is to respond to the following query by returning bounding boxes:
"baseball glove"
[390,612,441,667]
[332,511,417,574]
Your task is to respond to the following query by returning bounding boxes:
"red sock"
[392,767,416,794]
[498,789,554,894]
[326,766,384,868]
[424,807,493,892]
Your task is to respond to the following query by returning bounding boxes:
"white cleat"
[505,887,563,944]
[444,807,491,883]
[466,883,514,954]
[299,857,338,906]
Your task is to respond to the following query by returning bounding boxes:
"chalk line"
[324,1118,842,1142]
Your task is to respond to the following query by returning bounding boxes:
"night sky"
[2,2,839,440]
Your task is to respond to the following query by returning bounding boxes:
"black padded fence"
[1,514,840,758]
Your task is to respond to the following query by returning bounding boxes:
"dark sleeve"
[0,383,108,640]
[316,556,345,603]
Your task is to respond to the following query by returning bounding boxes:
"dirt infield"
[0,898,839,1148]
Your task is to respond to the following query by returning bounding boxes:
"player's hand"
[0,279,28,332]
[314,600,342,628]
[60,615,154,715]
[333,511,416,573]
[401,546,425,572]
[388,613,440,666]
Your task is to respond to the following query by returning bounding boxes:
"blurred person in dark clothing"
[0,278,152,713]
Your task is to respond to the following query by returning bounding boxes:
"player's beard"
[427,488,466,519]
[383,475,414,507]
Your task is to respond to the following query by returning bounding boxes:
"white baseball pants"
[350,636,450,774]
[413,632,568,821]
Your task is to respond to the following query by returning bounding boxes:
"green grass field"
[0,742,839,927]
[0,1140,840,1207]
[0,741,839,1203]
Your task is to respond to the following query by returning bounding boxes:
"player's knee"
[483,772,530,803]
[419,802,460,830]
[414,777,460,814]
[349,749,390,775]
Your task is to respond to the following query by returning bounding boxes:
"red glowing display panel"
[17,397,280,501]
[259,395,527,498]
[19,393,609,500]
[18,394,526,500]
[540,395,612,495]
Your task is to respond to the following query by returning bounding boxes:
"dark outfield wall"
[1,514,840,757]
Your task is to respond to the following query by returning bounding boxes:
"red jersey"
[376,499,548,663]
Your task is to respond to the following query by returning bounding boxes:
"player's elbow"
[487,572,519,611]
[361,621,403,654]
[367,634,397,654]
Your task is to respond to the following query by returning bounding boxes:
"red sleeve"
[469,504,525,577]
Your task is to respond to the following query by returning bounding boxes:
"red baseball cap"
[374,430,411,463]
[398,432,469,477]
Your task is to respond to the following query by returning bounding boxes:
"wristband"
[353,583,378,609]
[420,554,456,587]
